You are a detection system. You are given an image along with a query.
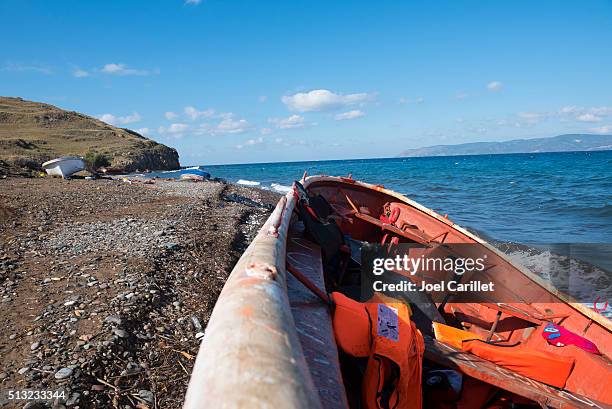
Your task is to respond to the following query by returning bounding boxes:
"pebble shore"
[0,177,280,408]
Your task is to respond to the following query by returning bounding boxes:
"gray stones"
[105,315,122,325]
[190,316,203,332]
[18,367,30,375]
[113,328,129,338]
[54,367,73,380]
[163,242,179,250]
[30,341,41,351]
[138,390,155,404]
[66,392,81,406]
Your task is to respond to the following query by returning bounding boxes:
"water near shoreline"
[155,151,612,315]
[181,151,612,244]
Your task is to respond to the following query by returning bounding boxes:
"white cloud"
[269,114,307,129]
[217,117,249,134]
[282,89,370,112]
[559,106,579,114]
[99,114,117,124]
[589,125,612,134]
[399,97,424,105]
[589,106,612,116]
[260,127,272,135]
[158,123,189,138]
[2,62,53,75]
[184,106,216,120]
[259,95,268,103]
[577,113,602,123]
[487,81,503,92]
[185,0,202,4]
[135,127,151,136]
[335,110,365,121]
[235,136,264,150]
[168,123,188,133]
[193,112,251,136]
[98,112,142,126]
[73,69,89,78]
[517,112,544,124]
[164,111,178,120]
[455,92,468,100]
[101,63,150,76]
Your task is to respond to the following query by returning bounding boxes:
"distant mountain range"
[398,134,612,157]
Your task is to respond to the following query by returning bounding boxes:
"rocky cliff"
[0,96,180,176]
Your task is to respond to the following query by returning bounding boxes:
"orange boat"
[184,175,611,409]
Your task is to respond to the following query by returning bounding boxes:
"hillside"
[0,96,179,175]
[398,134,612,157]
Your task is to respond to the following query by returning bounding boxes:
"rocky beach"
[0,177,280,408]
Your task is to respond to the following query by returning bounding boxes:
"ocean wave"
[271,183,292,193]
[497,242,612,318]
[236,179,261,186]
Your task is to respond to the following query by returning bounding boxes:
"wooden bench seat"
[286,222,348,409]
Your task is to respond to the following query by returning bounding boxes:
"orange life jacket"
[432,322,575,389]
[332,292,425,409]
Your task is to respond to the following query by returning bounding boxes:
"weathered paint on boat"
[184,175,612,409]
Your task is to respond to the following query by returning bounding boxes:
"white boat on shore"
[42,157,85,178]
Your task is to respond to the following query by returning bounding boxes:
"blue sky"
[1,0,611,165]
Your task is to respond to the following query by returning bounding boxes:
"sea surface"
[182,151,612,243]
[151,150,612,312]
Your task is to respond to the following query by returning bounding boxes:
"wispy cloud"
[72,68,90,78]
[100,63,151,76]
[335,110,365,121]
[158,123,189,138]
[196,115,251,135]
[517,112,544,124]
[185,0,202,4]
[576,113,602,123]
[589,125,612,134]
[184,106,216,120]
[216,117,249,134]
[164,111,178,120]
[268,114,308,129]
[398,97,424,105]
[2,62,54,75]
[282,89,371,112]
[98,112,142,126]
[487,81,503,92]
[235,137,264,150]
[135,127,152,136]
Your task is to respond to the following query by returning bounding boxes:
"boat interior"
[286,177,612,409]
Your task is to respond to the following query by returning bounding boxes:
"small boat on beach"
[178,166,210,181]
[184,175,611,409]
[42,156,85,178]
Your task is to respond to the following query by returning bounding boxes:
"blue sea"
[152,150,612,314]
[170,151,611,244]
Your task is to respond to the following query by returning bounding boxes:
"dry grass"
[0,96,179,173]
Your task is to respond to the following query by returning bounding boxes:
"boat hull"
[42,157,85,178]
[184,175,612,409]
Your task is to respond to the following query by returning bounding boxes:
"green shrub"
[83,151,111,172]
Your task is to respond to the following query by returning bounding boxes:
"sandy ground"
[0,177,280,408]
